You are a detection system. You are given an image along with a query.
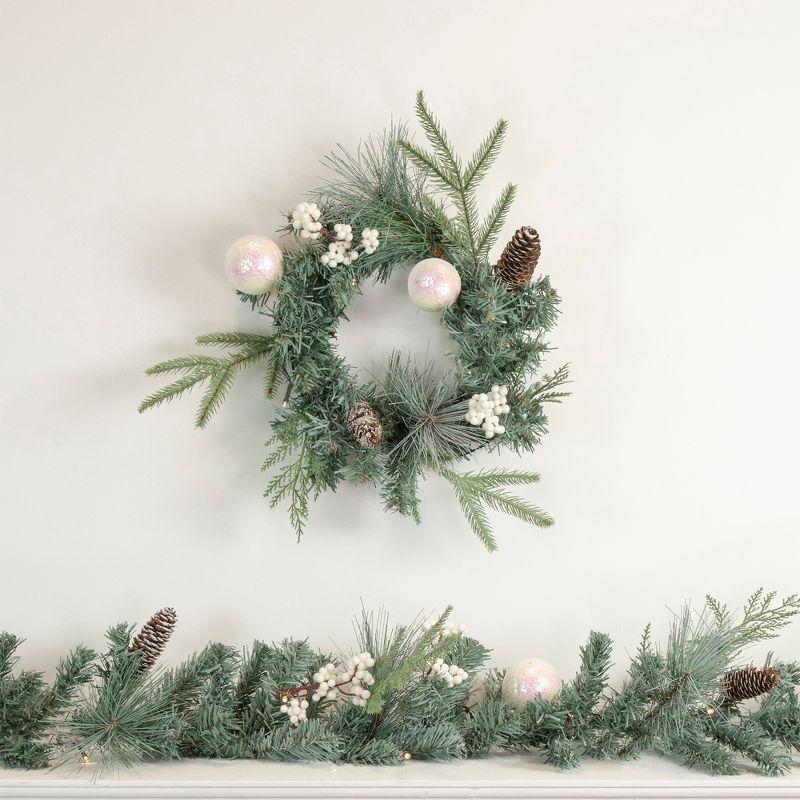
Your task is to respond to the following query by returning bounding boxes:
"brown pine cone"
[129,607,177,673]
[345,402,383,448]
[722,666,781,702]
[493,226,541,292]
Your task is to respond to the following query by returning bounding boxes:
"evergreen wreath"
[3,590,800,777]
[139,92,568,550]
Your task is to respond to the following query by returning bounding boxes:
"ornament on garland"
[128,606,177,673]
[502,657,562,706]
[140,92,568,550]
[493,226,541,292]
[723,666,781,701]
[407,257,462,311]
[345,402,383,448]
[223,235,284,295]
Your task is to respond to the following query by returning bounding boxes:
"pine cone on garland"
[129,607,177,673]
[722,666,781,701]
[345,402,383,448]
[493,226,541,292]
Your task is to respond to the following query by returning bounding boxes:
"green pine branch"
[139,335,278,428]
[518,365,571,406]
[476,182,517,259]
[263,431,324,540]
[366,607,458,715]
[411,91,462,182]
[400,91,518,270]
[439,467,553,552]
[463,119,508,189]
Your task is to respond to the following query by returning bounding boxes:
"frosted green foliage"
[0,633,94,769]
[5,591,800,776]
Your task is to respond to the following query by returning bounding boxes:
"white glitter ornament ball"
[407,258,461,311]
[501,658,561,707]
[224,235,284,295]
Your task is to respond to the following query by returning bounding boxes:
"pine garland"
[139,92,569,551]
[3,590,800,777]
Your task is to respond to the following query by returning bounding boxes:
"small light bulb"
[706,706,715,715]
[81,752,90,765]
[403,751,412,760]
[282,400,289,408]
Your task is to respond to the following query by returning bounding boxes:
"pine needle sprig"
[463,119,508,190]
[518,365,572,407]
[262,413,344,539]
[366,607,459,715]
[379,352,483,469]
[438,467,553,552]
[139,335,278,428]
[0,633,22,681]
[398,91,520,272]
[476,182,517,259]
[263,435,315,540]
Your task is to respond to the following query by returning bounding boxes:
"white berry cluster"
[343,652,376,707]
[309,652,376,708]
[430,658,468,688]
[291,202,381,267]
[361,228,380,254]
[321,223,359,267]
[311,663,341,703]
[423,616,467,637]
[291,202,322,240]
[279,696,309,726]
[465,385,510,439]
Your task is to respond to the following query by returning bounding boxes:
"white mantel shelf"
[2,755,800,800]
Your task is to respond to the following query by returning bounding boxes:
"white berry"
[280,696,308,725]
[360,227,380,254]
[430,657,468,688]
[291,202,323,241]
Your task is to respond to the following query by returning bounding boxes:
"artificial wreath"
[139,92,568,550]
[3,590,800,776]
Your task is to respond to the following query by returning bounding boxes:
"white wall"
[1,0,799,680]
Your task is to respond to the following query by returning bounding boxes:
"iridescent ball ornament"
[501,658,561,707]
[224,235,284,295]
[407,258,462,311]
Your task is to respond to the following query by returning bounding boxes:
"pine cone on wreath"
[345,402,383,448]
[129,607,177,672]
[722,666,781,702]
[493,226,541,292]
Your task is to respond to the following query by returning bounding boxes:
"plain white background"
[1,0,798,681]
